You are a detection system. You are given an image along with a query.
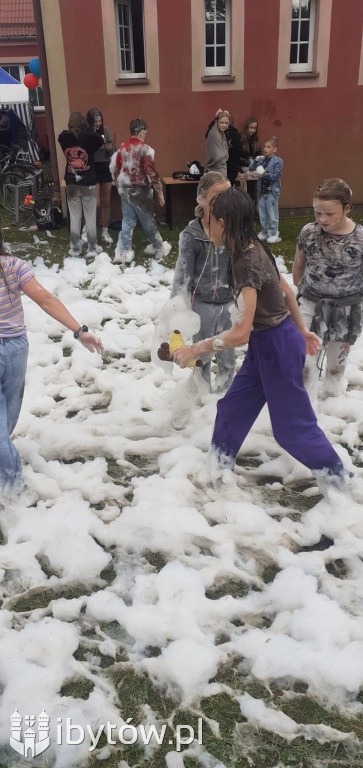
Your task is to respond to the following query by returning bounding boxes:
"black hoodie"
[58,129,103,186]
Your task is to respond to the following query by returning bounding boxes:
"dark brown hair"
[86,108,104,134]
[210,187,278,300]
[240,117,260,154]
[313,178,352,208]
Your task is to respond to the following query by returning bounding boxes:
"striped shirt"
[0,255,34,337]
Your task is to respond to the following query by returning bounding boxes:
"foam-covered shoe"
[102,228,113,244]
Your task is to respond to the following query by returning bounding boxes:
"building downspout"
[32,0,60,200]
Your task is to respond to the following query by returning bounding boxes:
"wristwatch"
[73,325,88,339]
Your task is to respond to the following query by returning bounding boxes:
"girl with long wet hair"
[172,187,346,480]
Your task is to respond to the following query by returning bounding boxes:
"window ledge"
[286,71,319,79]
[201,75,235,83]
[115,77,150,86]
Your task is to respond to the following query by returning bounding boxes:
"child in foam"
[110,117,170,266]
[0,219,103,495]
[249,136,283,244]
[170,171,235,392]
[293,178,363,410]
[172,187,347,482]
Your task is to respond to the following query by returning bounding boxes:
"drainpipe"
[32,0,60,199]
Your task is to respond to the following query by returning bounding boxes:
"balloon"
[24,73,39,89]
[29,58,41,77]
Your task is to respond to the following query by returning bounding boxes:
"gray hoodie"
[171,218,233,304]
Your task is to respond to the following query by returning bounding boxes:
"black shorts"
[95,161,112,184]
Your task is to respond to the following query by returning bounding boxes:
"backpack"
[33,196,63,230]
[172,160,204,181]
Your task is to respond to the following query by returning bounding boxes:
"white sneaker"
[102,228,113,244]
[144,241,172,257]
[267,234,282,244]
[257,232,267,241]
[81,226,87,242]
[68,246,82,256]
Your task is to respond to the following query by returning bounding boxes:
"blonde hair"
[266,135,278,148]
[195,172,228,218]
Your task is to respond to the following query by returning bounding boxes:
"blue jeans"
[259,193,279,237]
[0,334,28,491]
[118,187,163,253]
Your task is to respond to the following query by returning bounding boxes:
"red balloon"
[24,73,39,89]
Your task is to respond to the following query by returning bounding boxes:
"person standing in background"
[110,117,169,265]
[58,112,104,258]
[86,108,115,245]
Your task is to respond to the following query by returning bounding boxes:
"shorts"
[95,161,112,184]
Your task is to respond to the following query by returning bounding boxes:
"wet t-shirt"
[297,221,363,299]
[233,242,289,331]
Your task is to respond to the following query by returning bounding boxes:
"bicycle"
[0,144,42,216]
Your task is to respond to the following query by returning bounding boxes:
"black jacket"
[58,129,103,185]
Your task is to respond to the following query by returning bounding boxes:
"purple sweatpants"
[212,317,344,475]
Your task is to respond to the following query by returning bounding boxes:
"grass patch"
[205,578,252,600]
[60,677,94,700]
[111,667,176,723]
[9,581,97,612]
[143,550,168,571]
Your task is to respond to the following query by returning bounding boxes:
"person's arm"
[280,274,320,356]
[21,278,104,354]
[104,126,115,155]
[170,230,195,300]
[292,245,306,287]
[173,286,257,367]
[142,149,164,204]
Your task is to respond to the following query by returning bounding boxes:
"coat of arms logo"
[10,709,50,758]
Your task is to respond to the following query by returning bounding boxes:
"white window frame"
[204,0,231,76]
[1,63,44,111]
[115,0,146,79]
[289,0,316,73]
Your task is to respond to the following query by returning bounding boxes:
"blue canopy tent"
[0,67,40,163]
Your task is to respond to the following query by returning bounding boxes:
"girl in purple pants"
[172,187,345,479]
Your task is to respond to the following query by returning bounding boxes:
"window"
[115,0,146,78]
[1,64,44,110]
[290,0,316,72]
[204,0,231,76]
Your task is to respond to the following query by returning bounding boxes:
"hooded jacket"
[58,129,103,186]
[171,218,233,305]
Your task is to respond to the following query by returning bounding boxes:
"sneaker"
[68,246,82,256]
[267,234,282,244]
[102,228,113,244]
[86,244,103,257]
[113,251,125,265]
[257,232,267,241]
